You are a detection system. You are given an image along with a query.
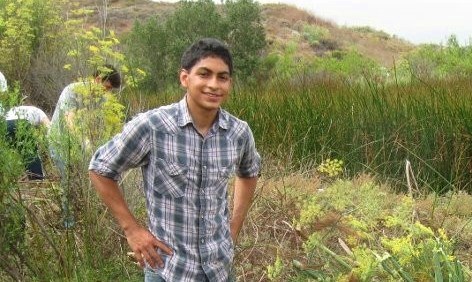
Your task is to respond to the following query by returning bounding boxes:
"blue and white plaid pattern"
[89,97,261,281]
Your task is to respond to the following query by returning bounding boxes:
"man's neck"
[186,98,218,137]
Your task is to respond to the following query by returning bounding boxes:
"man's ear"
[179,69,188,88]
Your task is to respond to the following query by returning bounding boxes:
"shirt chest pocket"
[153,158,188,198]
[210,165,236,199]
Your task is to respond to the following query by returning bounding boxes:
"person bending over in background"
[49,64,121,150]
[5,105,50,180]
[49,65,121,228]
[89,38,261,281]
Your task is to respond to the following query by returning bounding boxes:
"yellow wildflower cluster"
[381,235,419,265]
[317,158,344,177]
[296,198,322,229]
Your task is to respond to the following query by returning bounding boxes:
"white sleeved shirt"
[0,71,7,92]
[5,106,48,126]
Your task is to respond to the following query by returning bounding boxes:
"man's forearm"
[89,171,139,232]
[230,176,258,242]
[89,170,174,268]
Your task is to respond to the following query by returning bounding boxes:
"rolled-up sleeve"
[237,125,261,178]
[89,113,151,181]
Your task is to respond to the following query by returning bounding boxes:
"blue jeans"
[143,269,235,282]
[6,119,44,180]
[144,269,165,282]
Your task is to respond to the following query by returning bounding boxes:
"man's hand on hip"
[125,225,173,269]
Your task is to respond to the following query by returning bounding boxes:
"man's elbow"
[89,170,106,186]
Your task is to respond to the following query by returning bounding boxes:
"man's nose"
[207,75,219,89]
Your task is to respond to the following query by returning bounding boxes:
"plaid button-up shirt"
[89,97,261,281]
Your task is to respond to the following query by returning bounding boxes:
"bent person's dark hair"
[94,64,121,89]
[181,38,233,75]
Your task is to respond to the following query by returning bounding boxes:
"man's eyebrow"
[196,67,230,75]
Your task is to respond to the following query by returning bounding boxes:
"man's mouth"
[205,92,221,98]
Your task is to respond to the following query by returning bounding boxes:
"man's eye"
[198,72,209,77]
[218,75,229,81]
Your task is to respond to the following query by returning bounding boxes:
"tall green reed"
[226,76,472,193]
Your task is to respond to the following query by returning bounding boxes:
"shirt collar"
[177,95,229,130]
[177,96,193,127]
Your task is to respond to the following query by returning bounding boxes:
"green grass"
[120,75,472,193]
[224,76,472,193]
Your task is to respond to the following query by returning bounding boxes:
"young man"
[49,64,121,142]
[89,38,261,281]
[49,65,121,227]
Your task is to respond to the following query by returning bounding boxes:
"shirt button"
[201,213,204,219]
[201,238,205,244]
[201,189,205,194]
[203,166,207,171]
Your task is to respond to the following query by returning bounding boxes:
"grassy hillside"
[77,0,414,67]
[261,3,414,67]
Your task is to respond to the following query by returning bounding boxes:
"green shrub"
[301,24,329,46]
[224,0,266,80]
[398,35,472,81]
[125,0,266,91]
[0,0,66,88]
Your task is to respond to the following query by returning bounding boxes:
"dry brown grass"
[333,26,415,67]
[415,191,472,266]
[232,173,317,281]
[231,171,472,280]
[260,3,414,67]
[72,0,176,34]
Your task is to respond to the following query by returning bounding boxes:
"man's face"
[102,80,113,91]
[94,75,114,91]
[180,56,232,113]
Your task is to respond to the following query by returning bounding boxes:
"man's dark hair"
[181,38,233,75]
[93,64,121,89]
